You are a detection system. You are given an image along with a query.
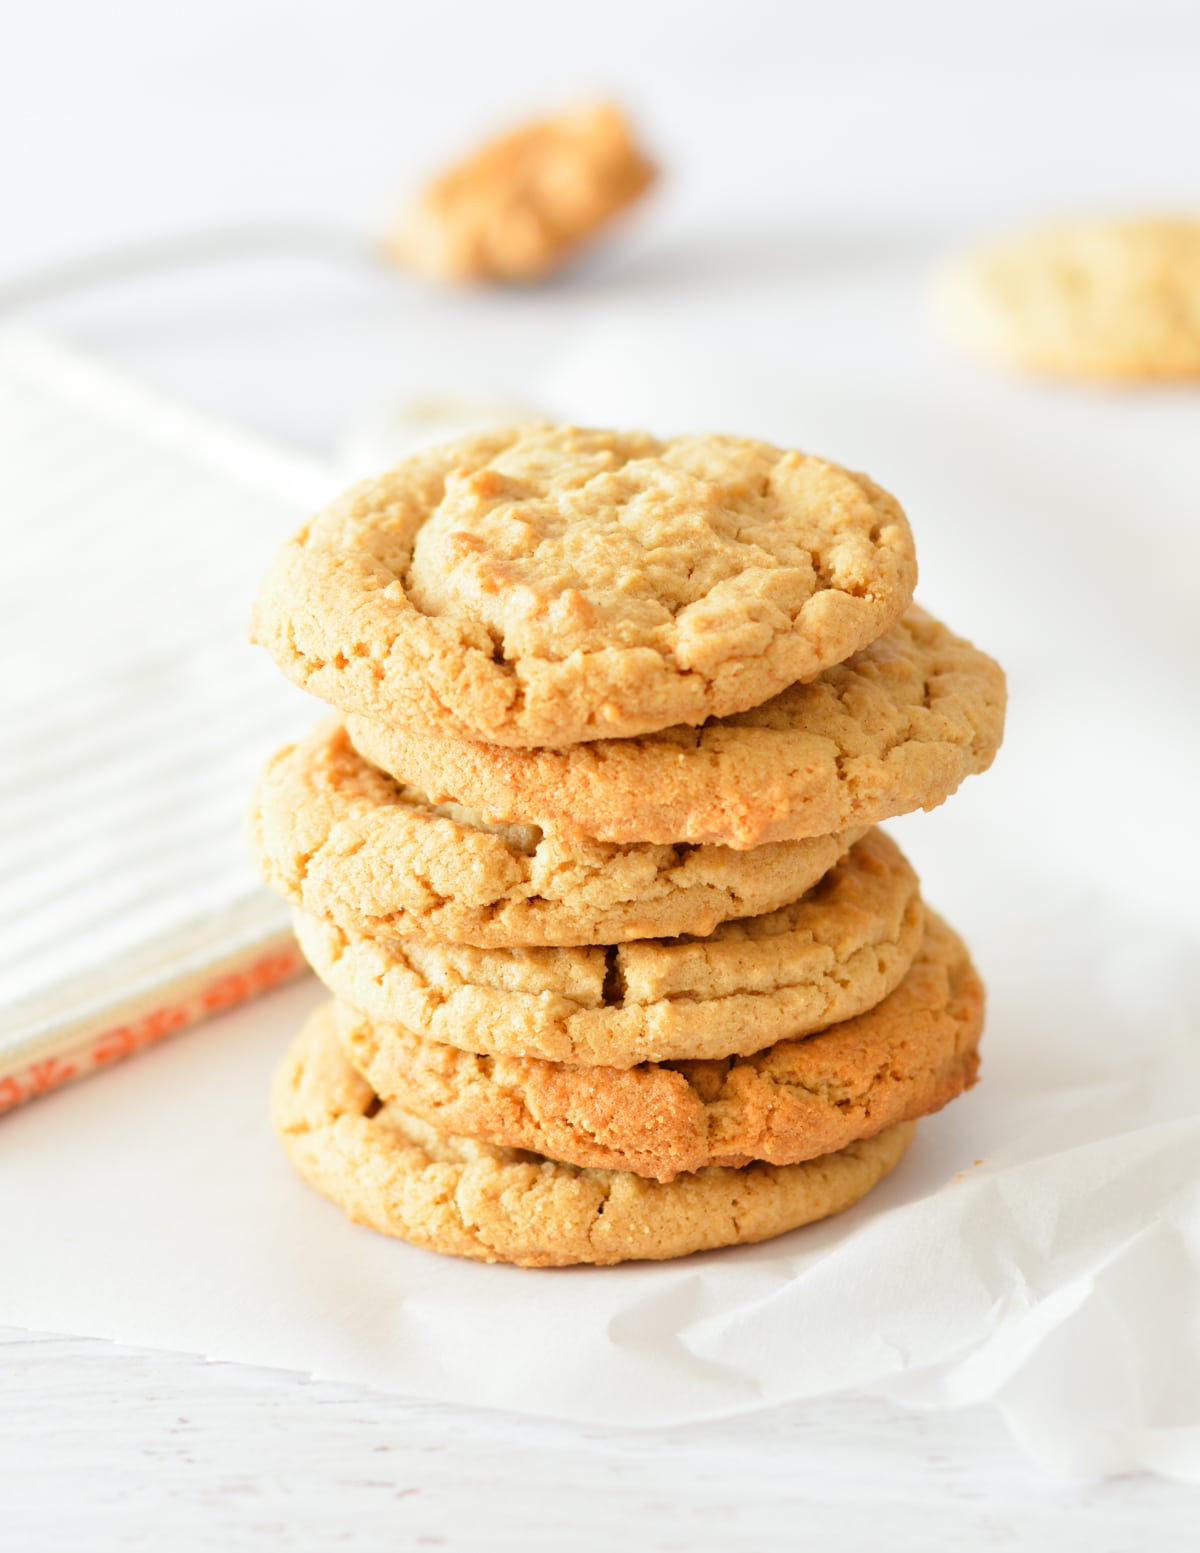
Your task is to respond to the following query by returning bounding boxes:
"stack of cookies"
[249,426,1005,1268]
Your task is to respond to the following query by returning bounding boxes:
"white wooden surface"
[4,1327,1195,1550]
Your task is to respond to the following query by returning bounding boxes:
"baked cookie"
[387,102,656,284]
[349,607,1005,849]
[295,828,921,1066]
[249,720,868,947]
[252,425,919,748]
[336,912,979,1183]
[935,218,1200,381]
[274,1004,916,1267]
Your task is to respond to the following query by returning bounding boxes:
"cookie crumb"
[388,103,656,283]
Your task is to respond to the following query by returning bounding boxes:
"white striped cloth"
[0,330,334,1107]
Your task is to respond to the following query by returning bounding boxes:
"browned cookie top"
[253,425,918,747]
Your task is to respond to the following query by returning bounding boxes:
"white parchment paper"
[3,864,1197,1479]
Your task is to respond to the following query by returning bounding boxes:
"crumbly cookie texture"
[935,218,1200,381]
[249,720,867,947]
[388,103,657,284]
[273,1004,916,1267]
[349,607,1005,850]
[337,912,978,1183]
[252,425,919,748]
[296,828,919,1066]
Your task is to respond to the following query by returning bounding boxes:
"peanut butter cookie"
[349,607,1004,848]
[388,103,656,283]
[249,721,868,947]
[336,912,979,1182]
[296,828,919,1066]
[273,1003,916,1267]
[252,426,918,748]
[935,218,1200,381]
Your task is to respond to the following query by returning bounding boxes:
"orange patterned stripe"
[0,944,306,1114]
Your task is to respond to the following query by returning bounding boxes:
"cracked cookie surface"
[336,912,979,1182]
[273,1003,916,1266]
[935,218,1200,381]
[388,102,656,283]
[296,828,920,1066]
[349,607,1005,849]
[252,425,918,748]
[249,720,867,947]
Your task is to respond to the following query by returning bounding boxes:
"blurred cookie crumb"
[389,102,657,284]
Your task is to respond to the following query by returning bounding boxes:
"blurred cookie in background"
[388,102,657,284]
[934,217,1200,383]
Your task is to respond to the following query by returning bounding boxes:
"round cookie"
[388,102,657,284]
[348,607,1005,850]
[250,720,868,948]
[252,425,918,748]
[934,218,1200,382]
[296,828,922,1066]
[337,912,979,1183]
[273,1004,916,1267]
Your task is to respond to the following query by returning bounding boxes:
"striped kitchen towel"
[0,330,335,1109]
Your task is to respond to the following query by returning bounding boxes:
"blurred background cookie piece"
[388,101,657,284]
[933,217,1200,383]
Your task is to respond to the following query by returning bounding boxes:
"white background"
[4,1,1200,1546]
[3,0,1199,456]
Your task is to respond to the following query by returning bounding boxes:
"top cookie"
[252,426,919,748]
[935,218,1200,382]
[388,102,657,284]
